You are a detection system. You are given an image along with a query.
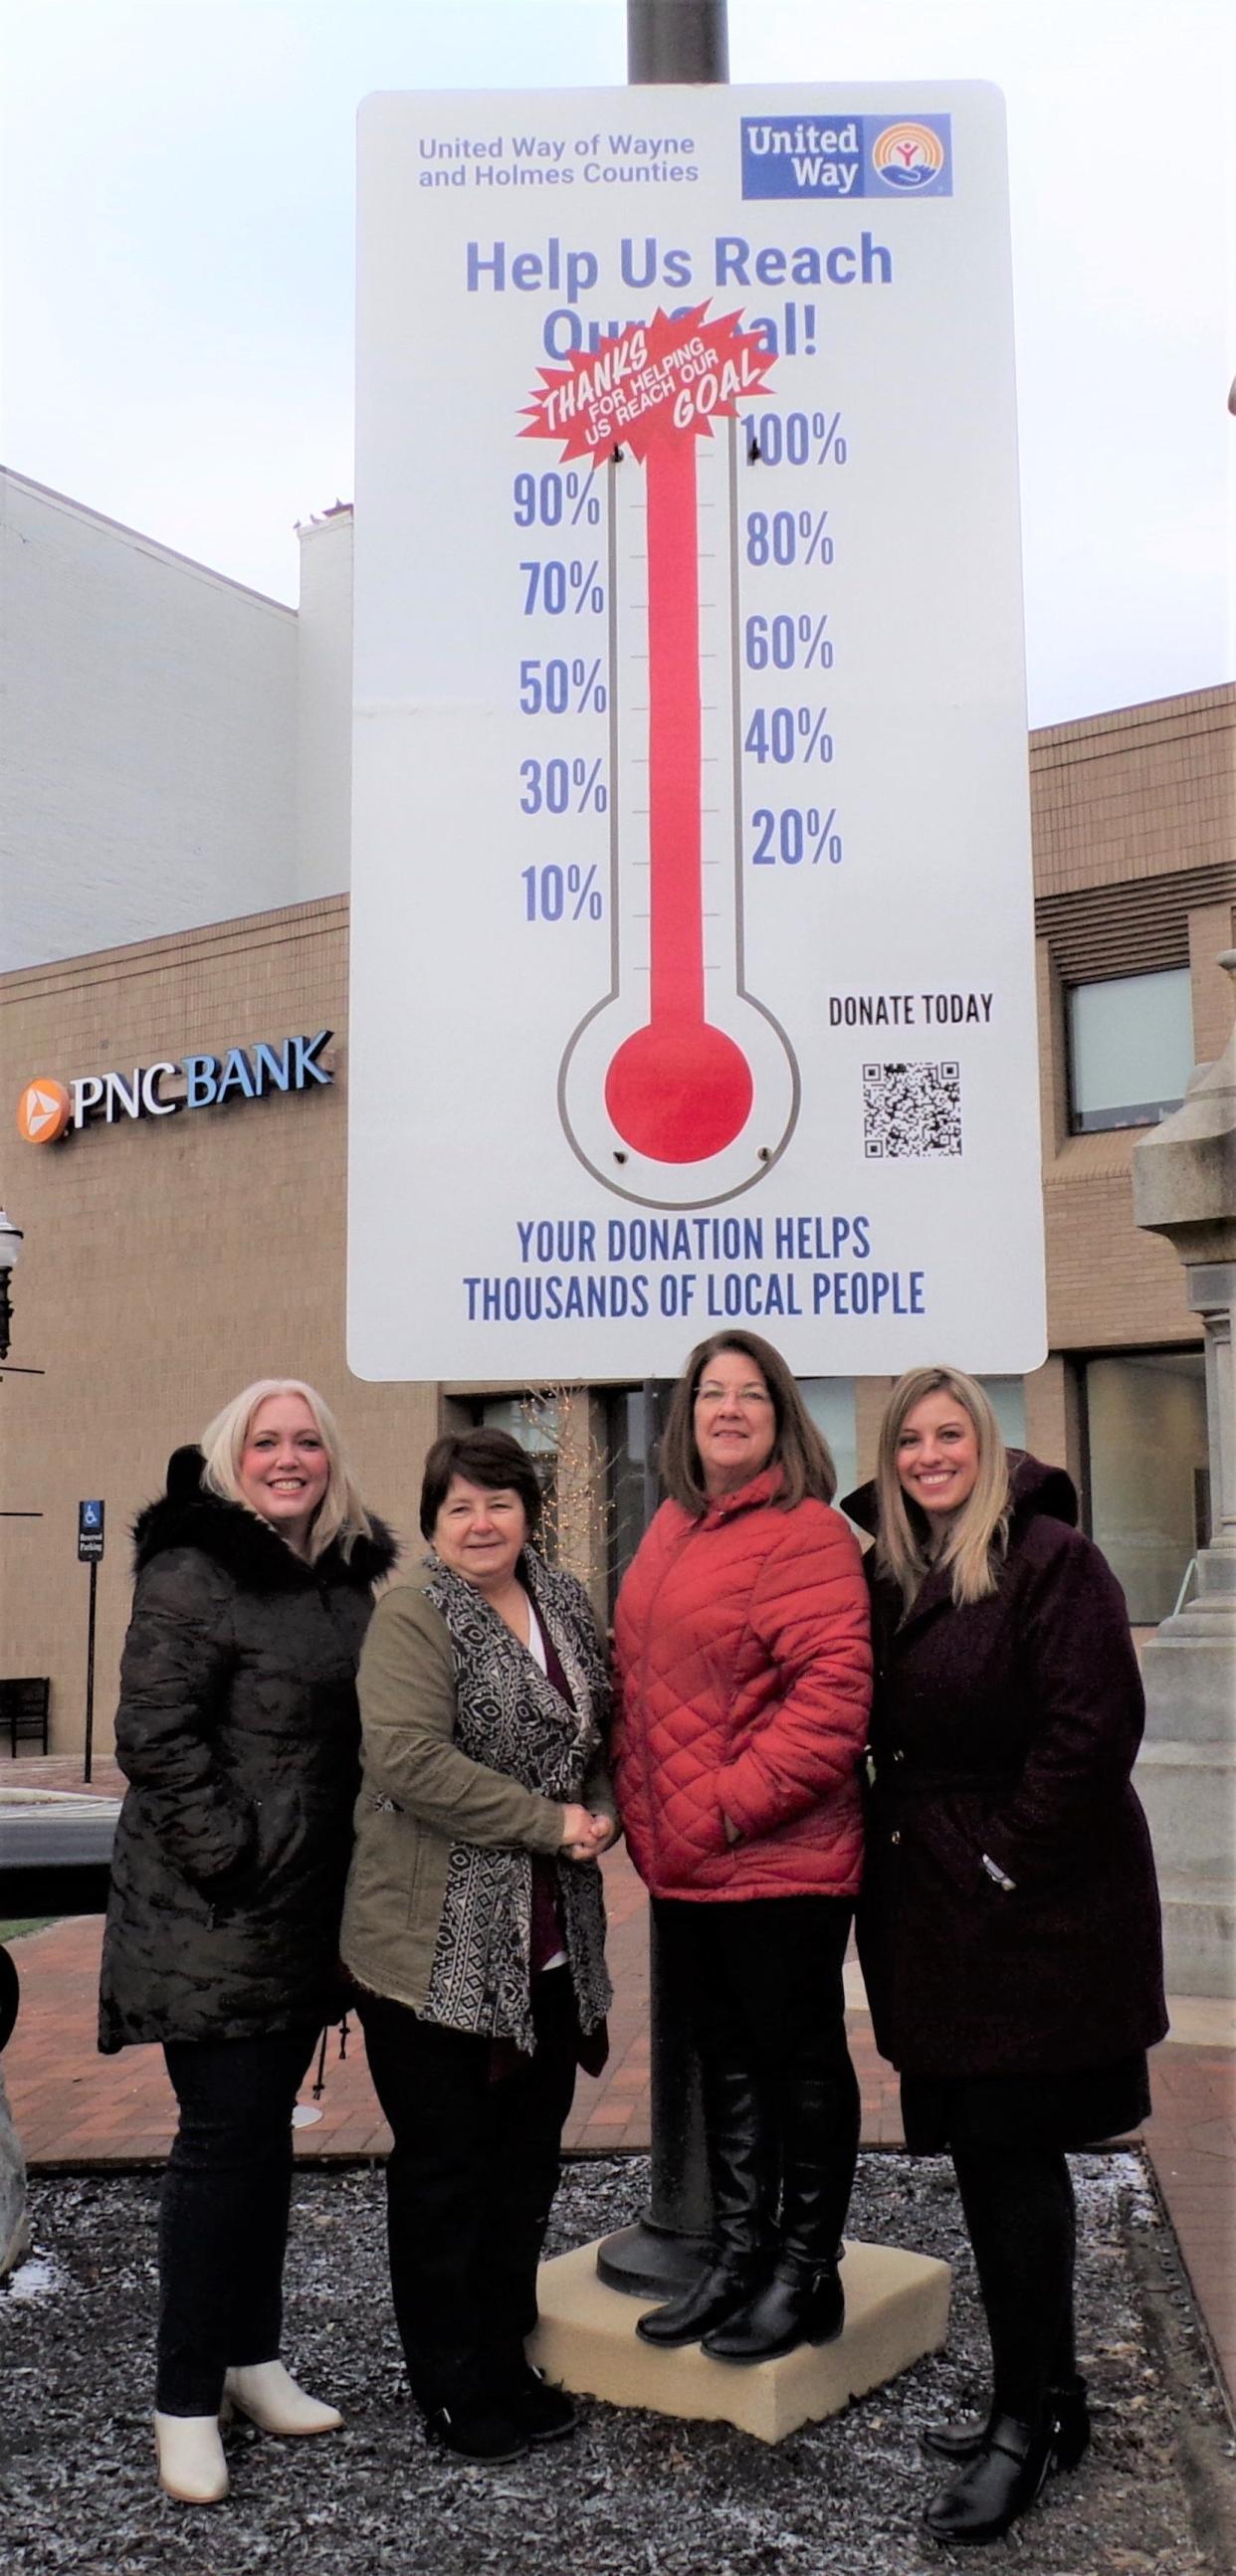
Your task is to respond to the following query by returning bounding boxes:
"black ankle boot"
[636,2256,767,2349]
[484,2346,576,2444]
[702,2255,844,2363]
[923,2412,1055,2545]
[423,2398,527,2465]
[922,2376,1090,2470]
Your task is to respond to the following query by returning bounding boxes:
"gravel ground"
[2,2152,1233,2576]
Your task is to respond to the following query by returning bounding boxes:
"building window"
[1067,967,1193,1132]
[1082,1350,1208,1624]
[799,1379,857,1506]
[980,1376,1026,1451]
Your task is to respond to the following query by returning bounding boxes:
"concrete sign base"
[529,2237,950,2444]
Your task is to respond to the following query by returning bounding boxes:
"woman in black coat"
[846,1366,1165,2549]
[99,1381,395,2507]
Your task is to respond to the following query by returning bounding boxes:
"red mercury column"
[601,436,754,1163]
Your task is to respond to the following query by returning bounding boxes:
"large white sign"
[349,85,1045,1380]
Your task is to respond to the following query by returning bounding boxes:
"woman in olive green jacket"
[341,1428,613,2469]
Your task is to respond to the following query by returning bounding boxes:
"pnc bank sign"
[17,1030,333,1146]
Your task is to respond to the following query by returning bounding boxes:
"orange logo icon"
[17,1078,71,1145]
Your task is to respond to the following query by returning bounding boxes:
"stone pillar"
[1132,951,1236,1999]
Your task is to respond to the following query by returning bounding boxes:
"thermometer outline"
[557,419,802,1210]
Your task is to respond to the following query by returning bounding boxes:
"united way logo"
[870,121,948,191]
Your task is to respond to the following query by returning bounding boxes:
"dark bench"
[1,1680,50,1759]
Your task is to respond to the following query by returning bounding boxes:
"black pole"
[601,6,732,2299]
[83,1560,98,1786]
[627,0,728,84]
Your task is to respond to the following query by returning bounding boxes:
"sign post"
[349,81,1044,1385]
[78,1501,104,1786]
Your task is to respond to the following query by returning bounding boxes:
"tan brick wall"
[1,901,437,1758]
[1029,686,1234,897]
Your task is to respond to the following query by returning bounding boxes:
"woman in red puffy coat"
[612,1330,872,2361]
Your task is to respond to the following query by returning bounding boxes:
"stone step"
[530,2237,950,2444]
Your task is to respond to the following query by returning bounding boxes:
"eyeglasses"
[696,1384,772,1408]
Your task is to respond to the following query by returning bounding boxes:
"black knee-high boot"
[636,2063,775,2347]
[703,2061,859,2362]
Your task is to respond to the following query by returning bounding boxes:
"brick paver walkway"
[2,1755,1231,2403]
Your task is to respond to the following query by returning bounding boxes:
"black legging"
[952,2144,1077,2423]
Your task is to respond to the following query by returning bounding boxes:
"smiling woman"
[846,1365,1166,2546]
[97,1381,396,2506]
[612,1329,872,2365]
[236,1393,331,1553]
[340,1426,614,2467]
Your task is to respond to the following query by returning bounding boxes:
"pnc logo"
[17,1079,72,1145]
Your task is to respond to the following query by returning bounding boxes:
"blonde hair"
[200,1379,372,1564]
[874,1366,1010,1611]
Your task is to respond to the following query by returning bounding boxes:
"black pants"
[157,2029,317,2415]
[357,1972,579,2411]
[952,2145,1078,2424]
[654,1894,861,2259]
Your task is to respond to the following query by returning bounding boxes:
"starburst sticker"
[520,299,777,464]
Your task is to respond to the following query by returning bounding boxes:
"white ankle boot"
[153,2410,229,2504]
[222,2359,342,2436]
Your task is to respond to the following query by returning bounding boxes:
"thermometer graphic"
[523,306,800,1209]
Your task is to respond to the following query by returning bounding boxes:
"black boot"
[484,2342,576,2445]
[636,2252,769,2348]
[416,2353,527,2467]
[704,2070,853,2363]
[923,2412,1055,2545]
[702,2253,843,2362]
[922,2376,1090,2469]
[636,2064,774,2350]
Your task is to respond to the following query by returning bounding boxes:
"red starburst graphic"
[520,300,777,464]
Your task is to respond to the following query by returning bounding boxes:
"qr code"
[863,1062,962,1158]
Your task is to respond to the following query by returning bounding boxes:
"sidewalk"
[3,1754,1233,2404]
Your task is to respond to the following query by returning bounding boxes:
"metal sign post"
[78,1500,104,1785]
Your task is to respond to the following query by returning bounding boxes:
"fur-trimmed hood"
[130,1445,398,1592]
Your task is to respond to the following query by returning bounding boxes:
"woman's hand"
[559,1804,613,1861]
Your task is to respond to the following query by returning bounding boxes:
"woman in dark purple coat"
[846,1366,1166,2550]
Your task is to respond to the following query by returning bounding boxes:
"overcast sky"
[2,0,1232,725]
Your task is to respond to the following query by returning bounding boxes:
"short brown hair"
[419,1427,544,1542]
[659,1330,837,1517]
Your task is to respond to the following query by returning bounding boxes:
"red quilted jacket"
[612,1468,872,1900]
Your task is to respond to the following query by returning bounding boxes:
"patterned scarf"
[419,1547,613,2053]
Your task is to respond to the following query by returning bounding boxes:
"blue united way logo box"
[740,114,951,201]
